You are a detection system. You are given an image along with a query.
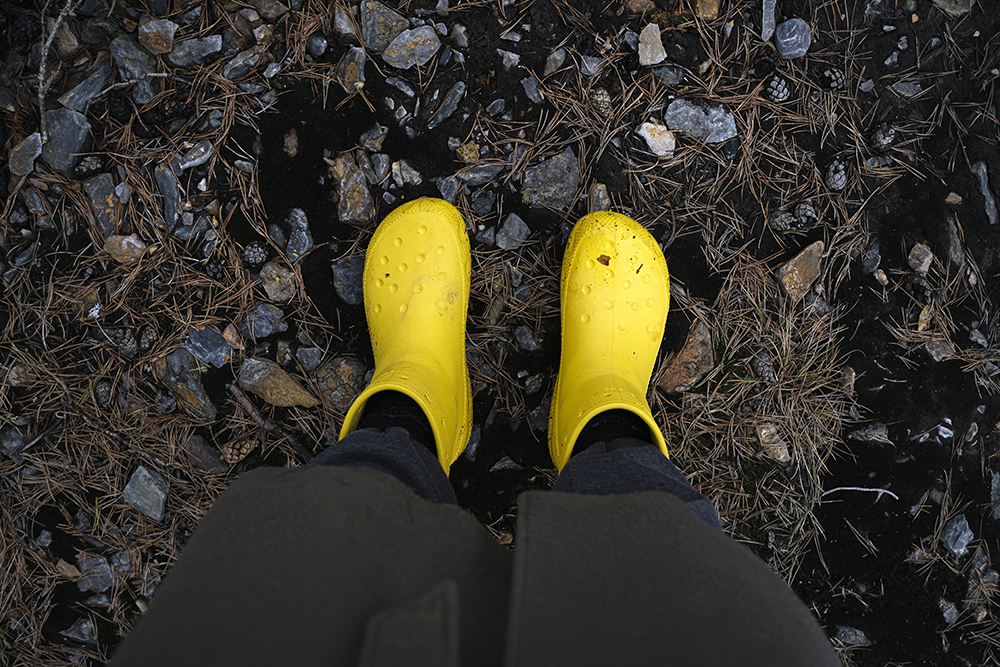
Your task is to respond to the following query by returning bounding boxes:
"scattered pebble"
[941,513,974,557]
[361,0,408,52]
[335,47,367,93]
[497,49,520,70]
[138,18,178,54]
[544,47,566,76]
[110,35,157,103]
[76,554,114,593]
[60,618,97,644]
[638,24,666,66]
[521,147,581,210]
[284,208,314,261]
[239,358,319,407]
[184,434,228,474]
[104,234,147,264]
[971,162,998,225]
[307,32,328,58]
[168,36,223,67]
[329,151,375,225]
[331,256,365,305]
[496,213,530,250]
[835,626,872,647]
[58,61,113,112]
[635,122,676,158]
[663,99,737,144]
[184,326,231,367]
[892,81,922,98]
[428,81,466,129]
[123,466,169,521]
[924,338,956,362]
[383,26,441,70]
[657,320,715,393]
[238,303,288,340]
[41,108,92,175]
[774,240,824,304]
[756,425,790,463]
[521,77,543,104]
[774,19,811,59]
[907,243,934,273]
[9,132,42,176]
[761,0,777,41]
[315,356,368,409]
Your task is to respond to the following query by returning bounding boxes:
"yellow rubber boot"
[340,198,472,475]
[549,211,670,471]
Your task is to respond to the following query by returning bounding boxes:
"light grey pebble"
[331,256,365,305]
[496,213,530,250]
[123,466,168,522]
[774,18,811,59]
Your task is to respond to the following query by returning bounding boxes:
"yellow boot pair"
[340,198,670,474]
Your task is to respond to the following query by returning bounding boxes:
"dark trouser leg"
[553,438,722,530]
[310,426,457,504]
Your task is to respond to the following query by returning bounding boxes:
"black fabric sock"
[357,391,437,454]
[572,409,653,456]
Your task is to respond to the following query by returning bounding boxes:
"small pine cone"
[9,13,41,47]
[73,155,104,179]
[794,202,818,226]
[751,353,777,383]
[139,325,159,353]
[241,241,268,270]
[94,379,113,409]
[205,259,226,280]
[770,209,799,232]
[825,159,847,191]
[591,87,612,117]
[871,123,896,152]
[765,74,791,103]
[110,328,139,358]
[154,389,178,414]
[820,67,845,91]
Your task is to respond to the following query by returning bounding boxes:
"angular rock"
[636,122,676,158]
[360,123,388,151]
[10,132,42,176]
[756,425,790,463]
[932,0,972,14]
[361,0,408,52]
[84,174,121,238]
[496,213,530,250]
[638,24,666,66]
[167,36,222,67]
[184,434,228,474]
[891,81,922,98]
[296,347,324,372]
[383,26,440,70]
[1,424,29,456]
[589,182,611,212]
[580,55,603,77]
[60,618,97,644]
[762,0,777,41]
[907,243,934,274]
[260,260,297,302]
[459,163,504,186]
[154,163,181,231]
[972,162,998,225]
[123,466,168,521]
[104,234,147,264]
[176,140,213,171]
[939,598,959,625]
[497,49,519,70]
[774,18,811,59]
[307,32,328,58]
[544,47,567,76]
[152,347,217,420]
[427,81,466,129]
[41,108,92,175]
[284,208,314,262]
[391,160,422,187]
[238,303,288,340]
[941,513,973,557]
[522,147,580,210]
[184,326,231,368]
[774,240,823,304]
[331,256,364,305]
[335,46,367,94]
[696,0,719,19]
[238,358,320,407]
[835,626,871,647]
[58,60,112,112]
[110,35,157,104]
[514,325,542,351]
[657,320,715,392]
[138,18,177,54]
[224,46,264,80]
[520,76,543,104]
[248,0,288,20]
[76,554,113,593]
[330,151,375,226]
[653,66,684,86]
[925,338,956,362]
[663,99,737,144]
[316,356,368,409]
[438,175,460,203]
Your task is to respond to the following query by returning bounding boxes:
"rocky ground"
[1,0,999,665]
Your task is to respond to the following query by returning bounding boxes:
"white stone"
[638,24,666,66]
[635,122,675,158]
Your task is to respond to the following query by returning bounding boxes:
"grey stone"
[925,338,956,362]
[527,392,552,433]
[361,0,409,52]
[260,261,297,302]
[391,160,422,187]
[663,98,737,144]
[138,18,178,55]
[284,209,313,262]
[110,35,157,103]
[991,472,1000,520]
[942,514,974,557]
[330,152,375,225]
[459,164,504,186]
[1,425,28,456]
[497,213,530,250]
[84,594,111,607]
[111,551,131,573]
[860,79,875,93]
[84,173,121,237]
[176,140,214,171]
[580,55,603,77]
[332,256,365,305]
[487,98,506,116]
[383,26,441,70]
[370,153,392,182]
[60,618,97,644]
[296,347,324,372]
[58,60,112,112]
[521,76,543,103]
[892,81,922,98]
[762,0,776,40]
[907,243,934,273]
[544,47,567,76]
[427,81,466,129]
[850,423,890,443]
[9,132,42,176]
[438,175,460,203]
[972,162,998,225]
[653,66,684,86]
[774,240,823,304]
[360,123,388,151]
[775,18,811,59]
[589,182,611,212]
[224,46,264,79]
[184,327,231,368]
[970,329,988,347]
[307,32,328,58]
[522,147,580,210]
[638,23,666,66]
[835,626,871,647]
[932,0,972,14]
[167,36,222,68]
[77,555,114,593]
[476,226,496,248]
[335,46,367,94]
[248,0,288,21]
[41,108,92,175]
[153,348,217,420]
[154,163,181,232]
[123,466,168,521]
[862,242,881,274]
[470,189,496,217]
[490,455,524,472]
[636,122,676,158]
[940,598,959,625]
[386,76,415,97]
[498,49,519,70]
[238,303,288,340]
[884,51,899,67]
